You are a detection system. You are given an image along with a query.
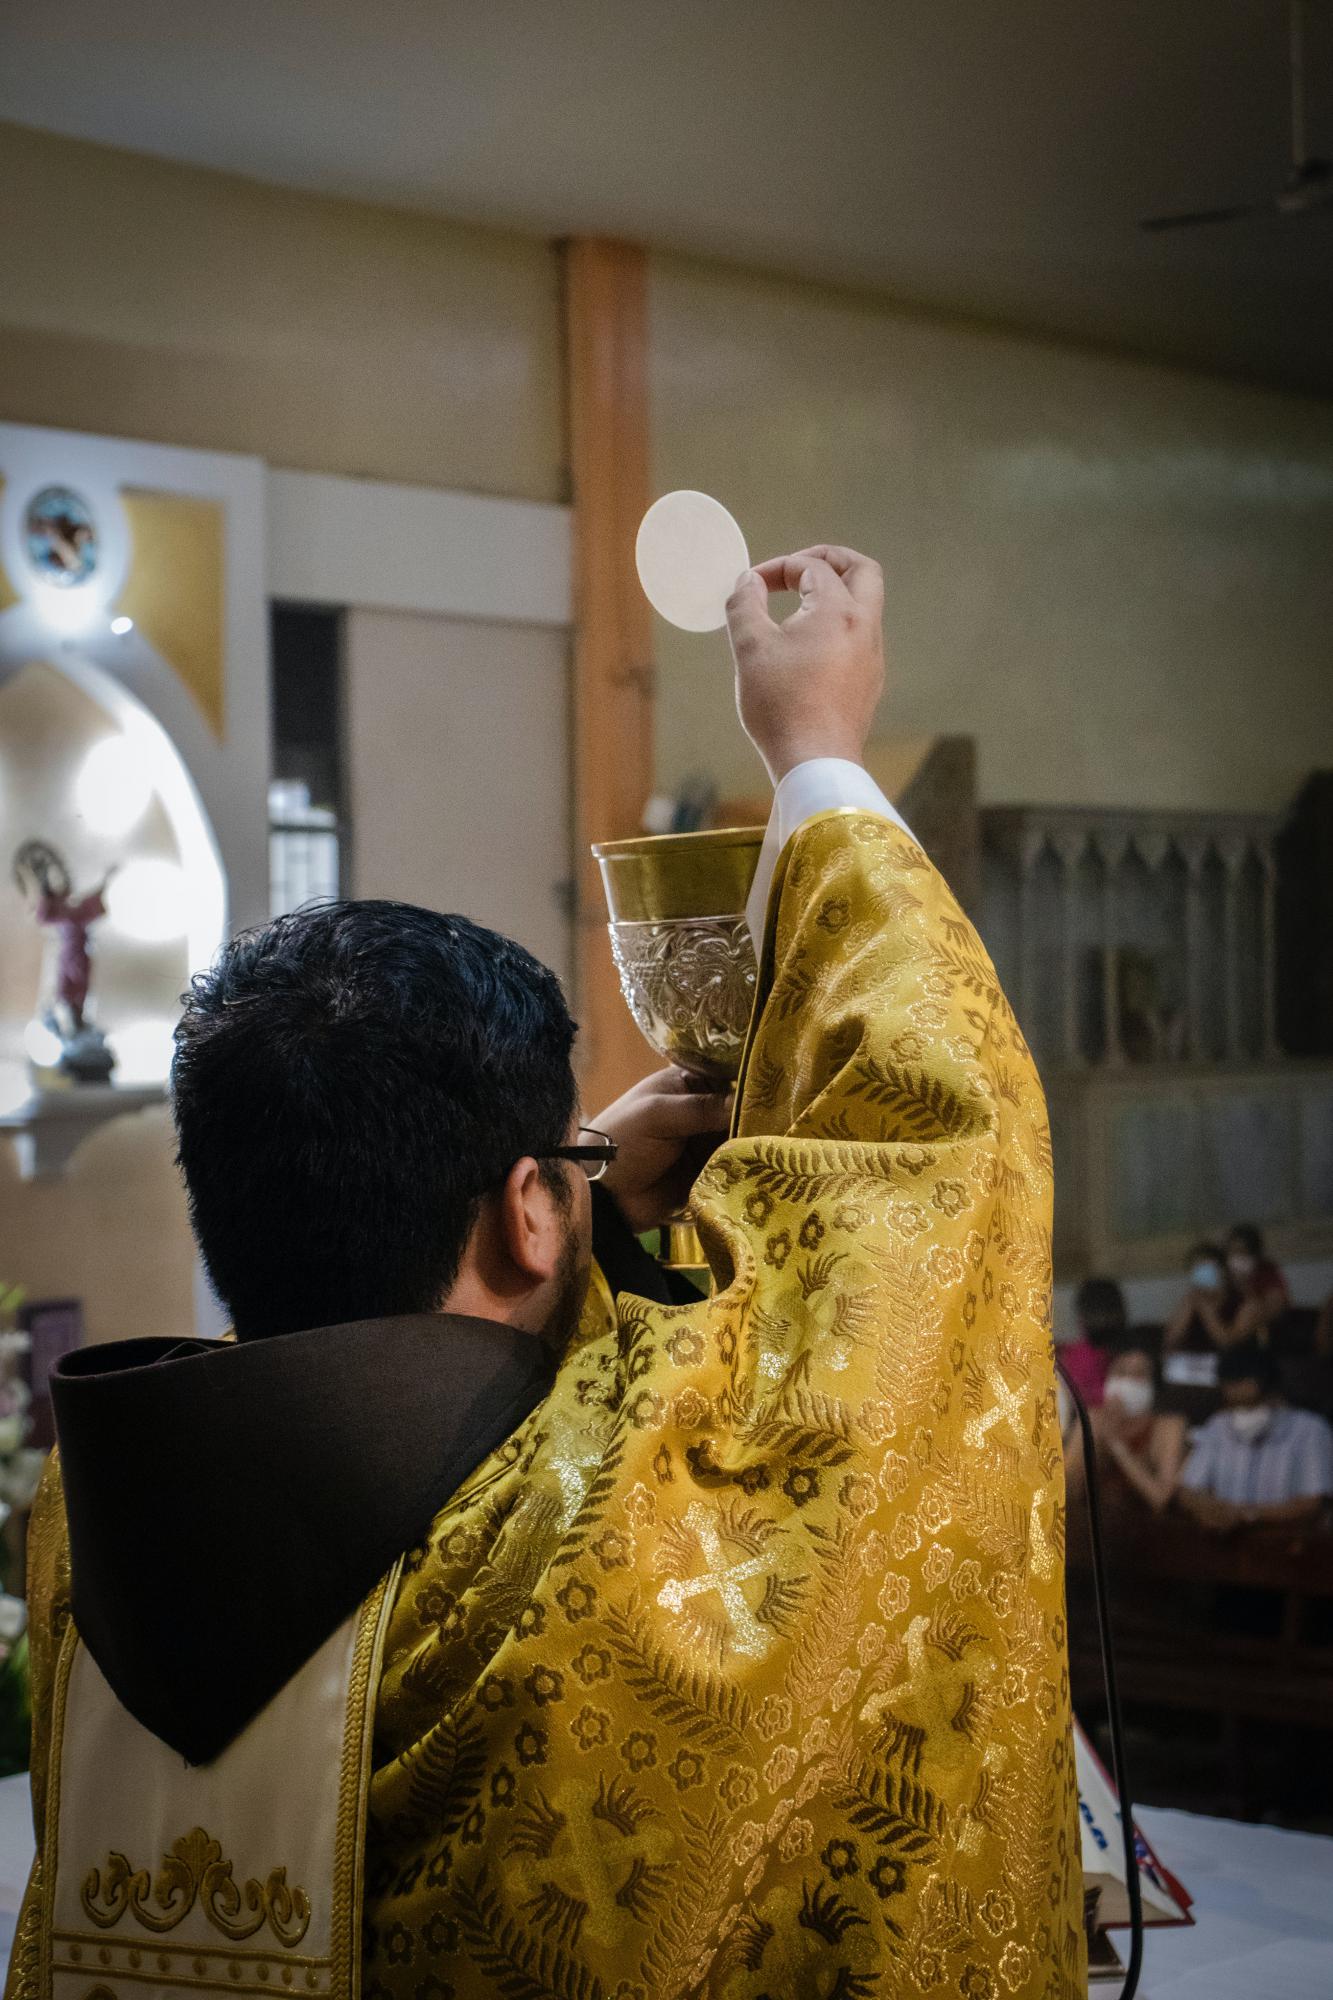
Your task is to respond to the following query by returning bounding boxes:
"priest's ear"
[493,1156,575,1286]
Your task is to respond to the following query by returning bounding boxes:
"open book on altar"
[1076,1717,1193,1981]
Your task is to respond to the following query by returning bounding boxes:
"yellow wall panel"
[117,489,225,737]
[0,122,563,501]
[0,479,15,611]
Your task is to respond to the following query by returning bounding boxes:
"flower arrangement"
[0,1281,41,1774]
[0,1289,46,1520]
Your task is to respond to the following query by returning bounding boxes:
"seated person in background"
[1223,1221,1290,1343]
[1164,1240,1240,1352]
[1064,1343,1186,1514]
[1060,1274,1127,1407]
[1178,1339,1333,1531]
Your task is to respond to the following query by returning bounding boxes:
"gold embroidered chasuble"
[12,807,1083,2000]
[362,810,1083,1998]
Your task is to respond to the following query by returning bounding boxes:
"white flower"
[0,1595,26,1643]
[0,1448,46,1509]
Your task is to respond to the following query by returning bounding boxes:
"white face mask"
[1191,1262,1223,1290]
[1228,1253,1257,1282]
[1105,1377,1154,1421]
[1229,1405,1272,1444]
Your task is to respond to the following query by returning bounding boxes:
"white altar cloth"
[0,1774,1329,1996]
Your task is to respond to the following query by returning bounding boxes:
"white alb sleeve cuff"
[745,759,913,949]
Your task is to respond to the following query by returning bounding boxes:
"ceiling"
[3,0,1331,396]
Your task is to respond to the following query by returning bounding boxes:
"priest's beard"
[542,1220,591,1359]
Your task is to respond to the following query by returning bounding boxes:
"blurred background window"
[269,604,344,918]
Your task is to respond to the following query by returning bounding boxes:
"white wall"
[266,470,571,627]
[649,255,1333,815]
[0,121,563,501]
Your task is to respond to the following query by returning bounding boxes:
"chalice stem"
[663,1212,710,1276]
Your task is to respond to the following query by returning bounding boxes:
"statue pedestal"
[0,1083,165,1180]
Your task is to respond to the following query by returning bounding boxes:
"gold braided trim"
[5,1876,45,2000]
[54,1932,328,1970]
[38,1620,79,2000]
[52,1956,324,1997]
[52,1927,331,1996]
[25,1456,72,1845]
[334,1562,402,2000]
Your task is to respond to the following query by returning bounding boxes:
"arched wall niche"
[0,422,269,1339]
[0,420,270,950]
[0,658,203,1091]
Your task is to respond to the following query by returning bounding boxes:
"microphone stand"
[1058,1359,1144,1999]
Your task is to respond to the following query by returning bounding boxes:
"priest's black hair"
[1216,1339,1280,1395]
[1226,1221,1267,1258]
[172,899,578,1340]
[1073,1275,1127,1348]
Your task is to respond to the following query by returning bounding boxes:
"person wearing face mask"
[1064,1344,1186,1514]
[1163,1240,1241,1352]
[1222,1221,1290,1344]
[1178,1340,1332,1532]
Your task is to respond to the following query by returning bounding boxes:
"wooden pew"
[1067,1503,1333,1816]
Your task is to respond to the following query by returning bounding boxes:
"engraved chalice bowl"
[591,826,764,1266]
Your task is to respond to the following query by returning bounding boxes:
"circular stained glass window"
[24,484,100,588]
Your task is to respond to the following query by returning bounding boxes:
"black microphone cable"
[1057,1359,1144,2000]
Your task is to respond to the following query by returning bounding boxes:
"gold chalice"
[592,826,764,1268]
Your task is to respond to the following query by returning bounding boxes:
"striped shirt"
[1180,1405,1333,1509]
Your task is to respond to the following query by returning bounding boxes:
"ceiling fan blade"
[1139,200,1263,232]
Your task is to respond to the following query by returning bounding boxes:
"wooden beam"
[564,238,656,1112]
